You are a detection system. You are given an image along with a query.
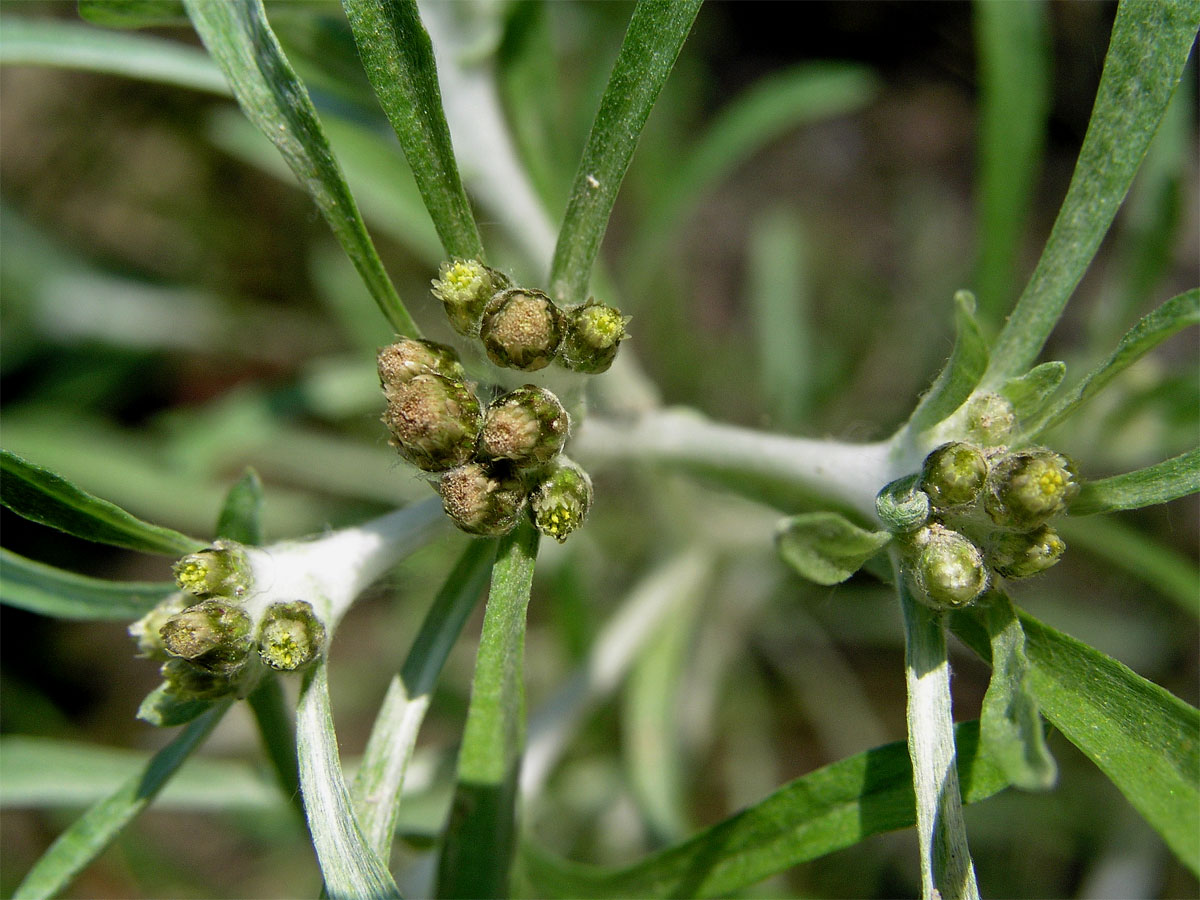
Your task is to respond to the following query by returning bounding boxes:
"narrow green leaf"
[13,701,231,900]
[978,593,1056,790]
[437,520,539,899]
[183,0,420,337]
[352,538,496,858]
[628,63,878,290]
[999,360,1065,427]
[77,0,189,28]
[0,449,205,556]
[748,209,814,427]
[136,683,217,728]
[972,0,1050,324]
[0,548,173,621]
[246,675,302,819]
[341,0,484,261]
[215,467,265,545]
[1058,515,1199,617]
[1069,447,1200,516]
[0,15,229,94]
[775,512,891,586]
[0,735,278,811]
[296,660,402,900]
[549,0,703,304]
[983,0,1200,385]
[904,291,989,437]
[952,606,1200,874]
[518,721,1007,899]
[1029,289,1199,437]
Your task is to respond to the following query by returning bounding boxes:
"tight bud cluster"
[877,442,1079,611]
[132,541,327,702]
[377,257,627,544]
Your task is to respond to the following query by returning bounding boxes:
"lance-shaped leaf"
[352,538,496,857]
[978,592,1056,790]
[903,290,988,438]
[0,14,228,94]
[1027,288,1199,437]
[13,701,231,900]
[215,467,265,545]
[183,0,419,337]
[776,512,892,586]
[0,548,174,621]
[1,449,204,556]
[983,0,1200,385]
[952,607,1200,874]
[77,0,188,28]
[999,360,1065,427]
[137,684,218,728]
[517,721,1007,899]
[296,660,401,900]
[438,520,539,898]
[1069,447,1200,516]
[549,0,703,304]
[340,0,484,261]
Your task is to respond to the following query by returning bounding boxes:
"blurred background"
[1,1,1197,897]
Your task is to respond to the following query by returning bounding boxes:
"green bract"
[172,541,252,600]
[876,474,932,532]
[558,300,630,374]
[431,259,510,337]
[910,524,990,610]
[530,458,593,544]
[963,393,1016,446]
[257,600,327,671]
[921,442,988,510]
[159,599,253,676]
[988,525,1066,578]
[985,448,1078,529]
[382,373,483,472]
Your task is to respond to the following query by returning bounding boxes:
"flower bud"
[382,373,483,471]
[876,474,931,532]
[530,458,593,543]
[173,541,252,600]
[921,442,988,509]
[911,524,989,609]
[431,259,510,337]
[984,448,1078,529]
[160,599,253,675]
[129,592,190,659]
[558,300,630,374]
[378,337,466,393]
[480,289,565,371]
[257,600,326,671]
[479,385,569,467]
[964,393,1015,446]
[438,462,527,536]
[988,525,1066,578]
[161,657,240,700]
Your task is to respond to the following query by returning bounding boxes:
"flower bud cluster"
[877,442,1079,610]
[377,258,624,543]
[131,541,327,701]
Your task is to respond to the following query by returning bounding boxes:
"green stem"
[896,555,979,900]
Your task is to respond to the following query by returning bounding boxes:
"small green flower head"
[129,592,190,659]
[479,385,569,467]
[257,600,327,671]
[480,289,565,371]
[431,259,510,337]
[558,300,630,374]
[921,442,988,509]
[378,337,466,393]
[876,474,931,532]
[911,524,989,610]
[988,525,1066,578]
[159,599,253,675]
[173,541,252,600]
[382,373,483,471]
[530,458,593,544]
[984,448,1079,529]
[161,657,240,700]
[438,461,528,536]
[964,393,1016,446]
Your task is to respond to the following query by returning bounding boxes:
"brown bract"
[480,289,564,370]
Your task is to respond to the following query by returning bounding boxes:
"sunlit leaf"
[0,548,173,621]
